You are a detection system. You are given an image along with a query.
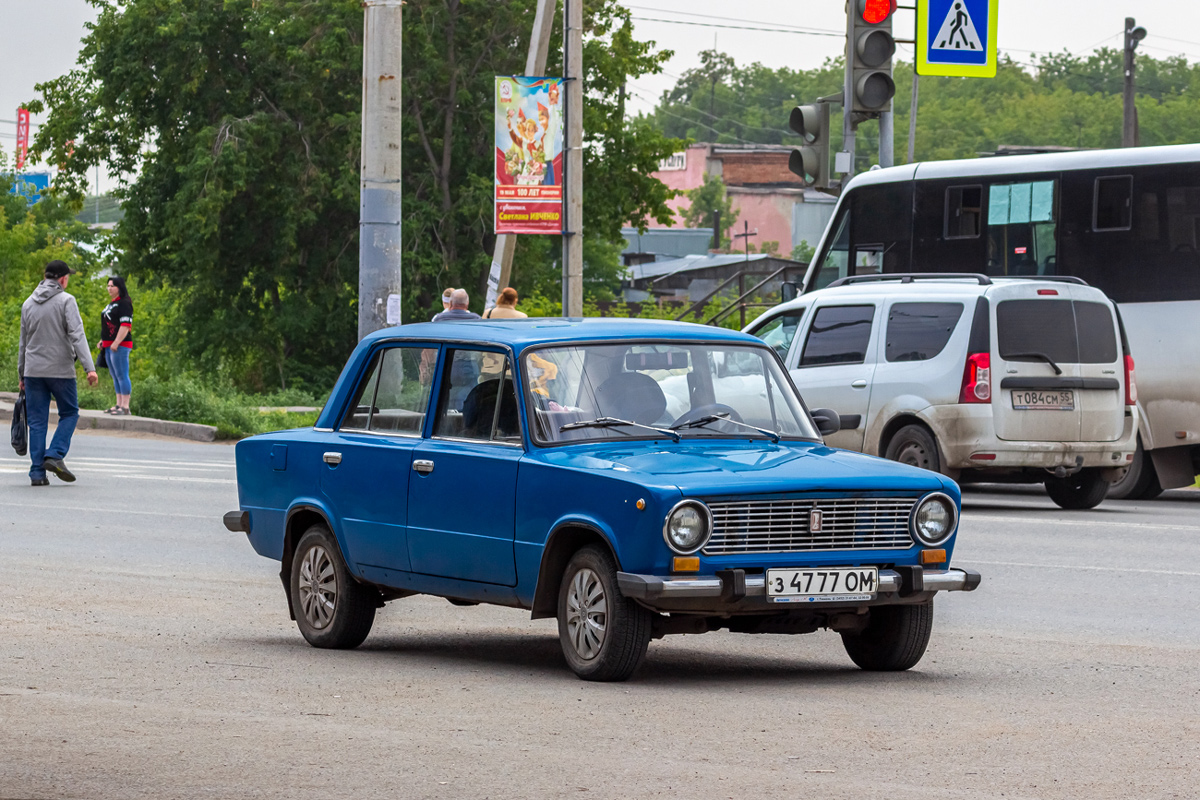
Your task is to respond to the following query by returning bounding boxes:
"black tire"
[290,525,376,649]
[884,424,942,474]
[841,602,934,671]
[557,545,652,682]
[1045,469,1110,510]
[1107,437,1162,500]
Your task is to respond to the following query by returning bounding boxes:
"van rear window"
[996,299,1118,364]
[885,302,964,362]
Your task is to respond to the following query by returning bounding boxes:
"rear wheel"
[290,525,377,649]
[1107,438,1163,500]
[841,602,933,671]
[1045,469,1110,510]
[884,424,942,474]
[557,545,652,682]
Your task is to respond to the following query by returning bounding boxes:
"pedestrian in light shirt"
[17,260,99,485]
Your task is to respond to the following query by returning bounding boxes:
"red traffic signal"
[860,0,896,25]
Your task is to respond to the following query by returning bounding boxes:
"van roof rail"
[991,275,1090,286]
[826,273,993,287]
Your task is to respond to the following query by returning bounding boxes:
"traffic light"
[788,102,831,189]
[850,0,896,115]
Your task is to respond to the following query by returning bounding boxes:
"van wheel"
[1045,470,1110,510]
[557,546,652,682]
[1107,438,1163,500]
[290,525,377,649]
[884,424,942,474]
[841,602,933,671]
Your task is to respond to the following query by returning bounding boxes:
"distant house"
[651,143,836,256]
[620,226,715,266]
[623,251,805,312]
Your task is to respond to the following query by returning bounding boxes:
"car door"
[406,347,523,586]
[790,303,879,451]
[320,343,438,574]
[745,306,807,364]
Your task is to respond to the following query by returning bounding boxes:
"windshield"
[524,342,819,444]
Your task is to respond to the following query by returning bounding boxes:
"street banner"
[16,108,30,170]
[495,76,564,234]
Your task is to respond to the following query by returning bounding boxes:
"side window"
[986,179,1057,277]
[434,349,521,443]
[340,352,383,430]
[370,347,437,434]
[812,207,850,289]
[885,302,965,362]
[799,305,875,367]
[945,185,983,238]
[746,309,805,360]
[1074,301,1119,364]
[1094,176,1133,232]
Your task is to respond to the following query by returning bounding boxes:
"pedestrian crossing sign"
[917,0,999,77]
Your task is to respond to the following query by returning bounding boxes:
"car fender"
[866,395,937,456]
[526,515,622,620]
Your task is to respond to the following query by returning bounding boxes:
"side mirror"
[810,408,840,437]
[781,281,800,303]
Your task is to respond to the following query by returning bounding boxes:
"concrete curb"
[0,393,217,443]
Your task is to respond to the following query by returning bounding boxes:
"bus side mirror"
[781,281,799,303]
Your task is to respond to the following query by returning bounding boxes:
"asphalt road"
[2,431,1198,799]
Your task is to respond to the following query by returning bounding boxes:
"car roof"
[363,316,765,352]
[760,277,1115,314]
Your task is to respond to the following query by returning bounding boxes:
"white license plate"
[1011,390,1075,410]
[765,567,878,603]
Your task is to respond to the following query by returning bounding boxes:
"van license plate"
[766,568,878,603]
[1011,390,1074,410]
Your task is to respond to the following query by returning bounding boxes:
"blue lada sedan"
[224,318,980,681]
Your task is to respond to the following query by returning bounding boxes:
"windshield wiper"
[669,412,781,443]
[560,416,681,442]
[1005,351,1063,375]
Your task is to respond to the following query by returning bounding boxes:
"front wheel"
[1045,469,1110,510]
[557,545,652,682]
[290,525,377,649]
[841,602,933,671]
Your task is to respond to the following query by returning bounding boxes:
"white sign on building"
[657,152,687,171]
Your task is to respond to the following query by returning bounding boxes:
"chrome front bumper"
[617,567,981,602]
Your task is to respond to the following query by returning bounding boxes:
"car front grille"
[703,497,917,555]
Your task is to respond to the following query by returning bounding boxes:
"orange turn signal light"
[920,549,947,565]
[672,556,700,572]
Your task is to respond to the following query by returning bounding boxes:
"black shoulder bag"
[10,389,27,456]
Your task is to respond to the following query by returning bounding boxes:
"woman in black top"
[100,276,134,415]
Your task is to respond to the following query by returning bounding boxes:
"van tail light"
[960,353,991,403]
[1124,354,1137,406]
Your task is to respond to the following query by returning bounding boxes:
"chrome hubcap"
[565,567,607,660]
[298,545,337,630]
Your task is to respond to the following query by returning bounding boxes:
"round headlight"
[912,493,957,545]
[663,501,711,554]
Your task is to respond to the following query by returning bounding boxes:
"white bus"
[801,144,1200,498]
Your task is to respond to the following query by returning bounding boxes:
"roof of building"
[627,252,776,282]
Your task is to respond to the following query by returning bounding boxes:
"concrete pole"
[358,0,404,340]
[907,72,919,163]
[879,110,893,168]
[562,0,583,317]
[841,1,856,182]
[487,0,557,310]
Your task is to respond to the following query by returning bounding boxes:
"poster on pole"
[494,76,564,235]
[16,108,30,170]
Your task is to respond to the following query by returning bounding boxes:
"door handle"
[851,379,868,389]
[322,452,342,466]
[413,459,435,474]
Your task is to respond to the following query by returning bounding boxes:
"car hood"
[530,440,949,497]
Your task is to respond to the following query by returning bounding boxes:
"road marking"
[0,501,217,520]
[1,466,234,483]
[964,559,1200,578]
[963,512,1200,532]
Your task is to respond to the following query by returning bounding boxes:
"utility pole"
[841,1,857,183]
[907,74,919,163]
[486,0,557,309]
[562,0,583,317]
[1123,17,1147,148]
[358,0,404,340]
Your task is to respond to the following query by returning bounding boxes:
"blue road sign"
[917,0,999,78]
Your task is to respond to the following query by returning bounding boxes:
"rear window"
[800,305,875,367]
[885,302,964,362]
[996,299,1118,364]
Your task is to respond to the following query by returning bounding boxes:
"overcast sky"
[3,0,1197,189]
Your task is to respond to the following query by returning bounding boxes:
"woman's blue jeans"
[108,346,132,395]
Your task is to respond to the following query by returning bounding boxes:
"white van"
[746,274,1139,509]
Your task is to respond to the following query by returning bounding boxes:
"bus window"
[812,207,850,289]
[986,180,1058,277]
[1094,176,1133,231]
[945,186,983,238]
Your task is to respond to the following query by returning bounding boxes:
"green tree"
[681,172,737,248]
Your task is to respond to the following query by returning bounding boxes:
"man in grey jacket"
[17,260,99,485]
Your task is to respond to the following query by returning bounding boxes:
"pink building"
[651,143,835,255]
